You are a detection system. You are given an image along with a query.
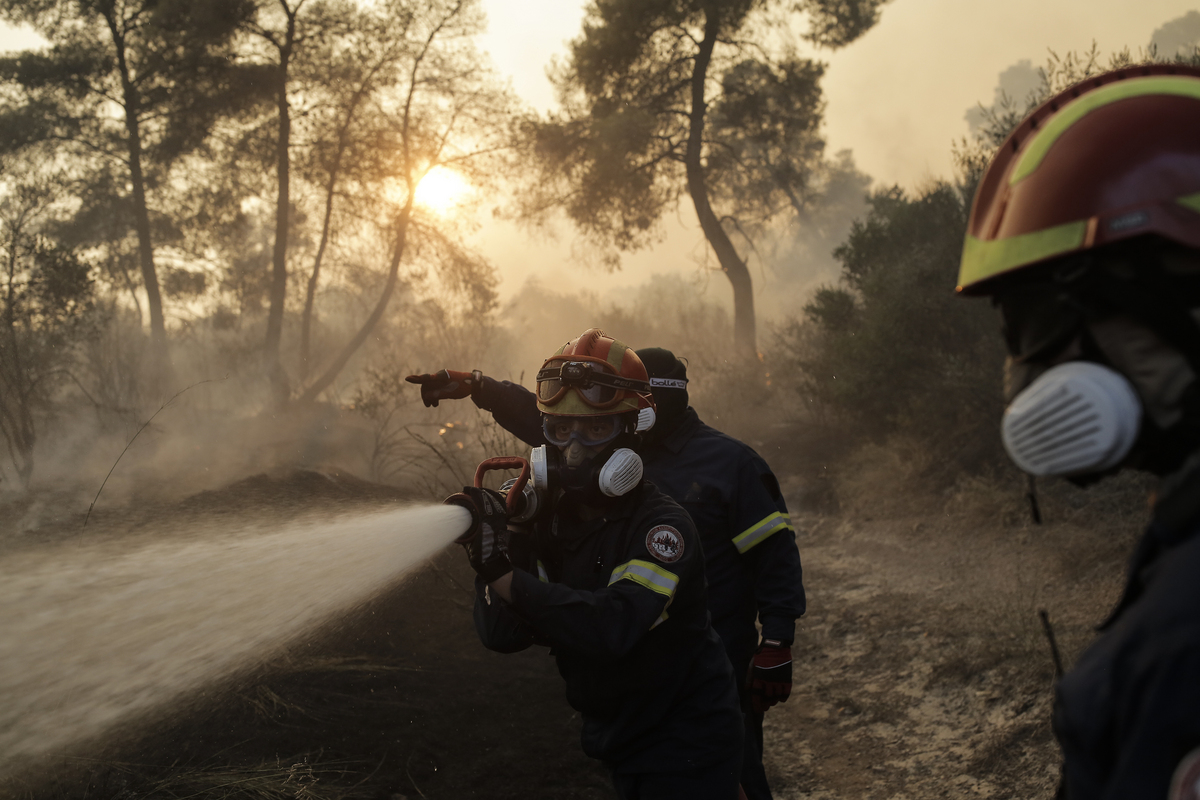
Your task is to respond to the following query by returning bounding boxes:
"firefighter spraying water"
[443,329,747,800]
[411,345,805,800]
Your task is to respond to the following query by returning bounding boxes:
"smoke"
[964,59,1042,133]
[0,503,471,771]
[1151,11,1200,59]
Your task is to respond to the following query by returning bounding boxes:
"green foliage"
[0,0,258,164]
[797,0,891,47]
[790,43,1200,478]
[0,0,519,487]
[709,57,826,222]
[529,0,889,261]
[0,164,95,485]
[780,183,1007,472]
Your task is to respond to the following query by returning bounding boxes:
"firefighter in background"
[452,329,744,799]
[956,65,1200,798]
[410,348,804,800]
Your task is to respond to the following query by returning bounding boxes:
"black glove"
[405,369,482,407]
[459,486,512,584]
[747,639,793,713]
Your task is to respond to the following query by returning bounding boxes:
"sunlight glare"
[414,167,472,214]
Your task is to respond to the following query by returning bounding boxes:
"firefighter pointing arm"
[447,330,745,800]
[410,346,805,800]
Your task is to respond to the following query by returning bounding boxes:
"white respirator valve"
[598,447,643,497]
[636,406,656,433]
[1002,361,1142,477]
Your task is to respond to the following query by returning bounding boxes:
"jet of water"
[0,503,471,771]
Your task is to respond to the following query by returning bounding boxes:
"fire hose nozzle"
[443,492,481,544]
[443,456,536,545]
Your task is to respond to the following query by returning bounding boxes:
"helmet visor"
[542,414,623,448]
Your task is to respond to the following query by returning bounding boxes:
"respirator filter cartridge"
[597,448,643,497]
[1002,361,1142,477]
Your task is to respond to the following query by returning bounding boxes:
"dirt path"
[763,506,1137,800]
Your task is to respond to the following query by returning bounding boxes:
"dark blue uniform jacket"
[473,481,743,773]
[1054,489,1200,798]
[474,378,807,680]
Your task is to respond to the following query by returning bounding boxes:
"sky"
[2,3,1197,317]
[473,0,1200,313]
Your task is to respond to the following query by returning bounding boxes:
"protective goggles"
[535,357,651,409]
[542,414,625,448]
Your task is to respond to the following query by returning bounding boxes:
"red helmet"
[536,329,654,416]
[957,64,1200,295]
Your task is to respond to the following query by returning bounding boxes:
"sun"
[414,167,472,214]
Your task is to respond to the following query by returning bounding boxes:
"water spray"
[0,502,471,773]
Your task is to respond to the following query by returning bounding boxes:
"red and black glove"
[458,486,512,584]
[405,369,482,407]
[747,639,792,713]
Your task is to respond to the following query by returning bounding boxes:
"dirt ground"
[765,502,1138,799]
[1,468,1145,800]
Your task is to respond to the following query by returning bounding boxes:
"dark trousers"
[611,747,743,800]
[726,646,773,800]
[740,707,771,800]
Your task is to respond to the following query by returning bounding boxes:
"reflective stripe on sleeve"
[732,511,793,554]
[536,560,549,583]
[607,559,679,599]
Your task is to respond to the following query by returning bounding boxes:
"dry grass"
[75,756,378,800]
[770,436,1151,798]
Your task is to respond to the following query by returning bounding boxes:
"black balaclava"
[636,347,689,438]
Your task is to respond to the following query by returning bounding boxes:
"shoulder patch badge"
[1171,747,1200,800]
[646,525,684,563]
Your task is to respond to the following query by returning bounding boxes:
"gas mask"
[1001,314,1198,478]
[531,410,655,503]
[1002,361,1142,476]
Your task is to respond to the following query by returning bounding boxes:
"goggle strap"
[536,364,650,393]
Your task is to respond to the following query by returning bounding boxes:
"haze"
[3,3,1190,314]
[474,0,1200,311]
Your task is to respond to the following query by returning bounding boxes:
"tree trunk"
[298,196,414,403]
[107,9,173,389]
[300,75,377,381]
[298,171,333,382]
[1,227,34,486]
[299,127,352,382]
[685,8,757,358]
[263,28,295,406]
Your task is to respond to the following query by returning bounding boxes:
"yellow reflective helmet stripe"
[605,339,628,373]
[1011,76,1200,185]
[957,222,1089,290]
[608,559,679,599]
[1179,192,1200,214]
[958,190,1200,290]
[732,511,793,554]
